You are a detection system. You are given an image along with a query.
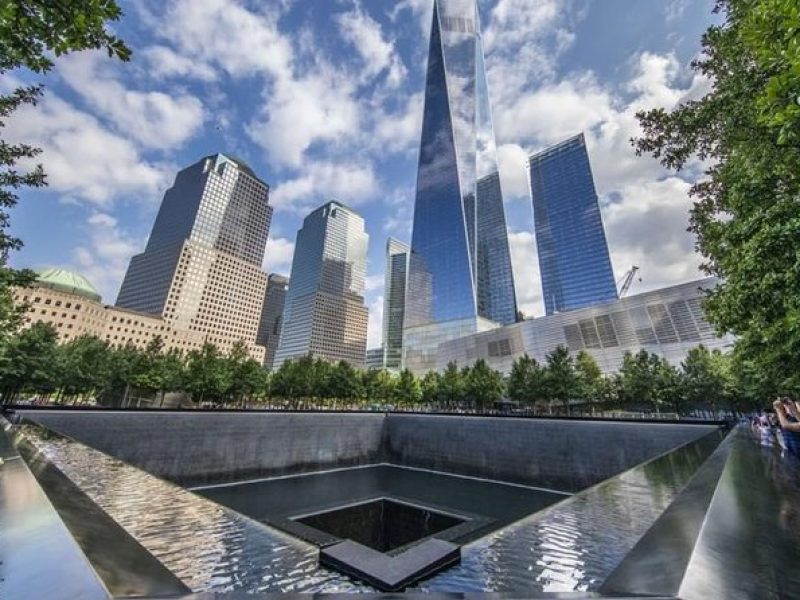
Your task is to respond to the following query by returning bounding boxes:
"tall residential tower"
[273,201,369,369]
[404,0,517,373]
[116,154,272,359]
[528,134,618,316]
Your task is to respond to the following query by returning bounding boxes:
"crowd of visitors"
[751,398,800,456]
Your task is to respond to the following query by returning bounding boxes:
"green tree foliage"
[393,369,421,406]
[574,350,603,404]
[0,1,131,340]
[183,343,230,404]
[633,0,800,395]
[617,350,681,413]
[438,362,465,407]
[507,354,546,408]
[0,321,58,401]
[420,371,441,406]
[680,345,733,414]
[463,359,505,409]
[543,346,579,414]
[57,334,111,401]
[361,368,395,403]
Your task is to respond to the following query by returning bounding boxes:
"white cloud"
[508,230,543,318]
[496,143,531,201]
[72,212,144,303]
[604,177,702,294]
[262,237,295,275]
[57,52,205,151]
[271,162,378,212]
[159,0,293,79]
[141,45,218,82]
[373,92,423,155]
[247,71,361,169]
[337,4,407,87]
[4,92,170,205]
[367,294,384,349]
[365,274,384,293]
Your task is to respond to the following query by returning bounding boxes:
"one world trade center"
[404,0,517,373]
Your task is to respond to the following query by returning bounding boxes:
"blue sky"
[5,0,717,348]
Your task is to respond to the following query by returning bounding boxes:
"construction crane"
[617,266,641,297]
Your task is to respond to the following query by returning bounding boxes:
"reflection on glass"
[405,0,518,371]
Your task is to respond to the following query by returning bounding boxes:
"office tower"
[365,347,385,371]
[273,201,369,368]
[383,238,409,372]
[404,0,516,373]
[528,133,618,316]
[256,273,289,370]
[117,154,272,359]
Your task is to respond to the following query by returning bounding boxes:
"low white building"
[428,278,734,375]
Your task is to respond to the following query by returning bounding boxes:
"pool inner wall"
[18,410,719,492]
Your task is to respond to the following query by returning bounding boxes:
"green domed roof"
[34,268,102,302]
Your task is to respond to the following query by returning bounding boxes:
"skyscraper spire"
[404,0,517,373]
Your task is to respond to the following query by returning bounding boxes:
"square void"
[295,499,465,553]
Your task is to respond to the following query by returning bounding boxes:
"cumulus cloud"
[262,237,295,276]
[271,162,378,212]
[337,4,407,87]
[57,52,205,151]
[4,92,170,205]
[72,213,144,302]
[366,294,384,349]
[141,45,218,82]
[508,230,543,318]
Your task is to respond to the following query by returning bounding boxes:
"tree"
[543,346,578,414]
[0,2,131,341]
[420,371,441,407]
[574,350,603,405]
[57,334,111,403]
[680,345,732,415]
[633,0,800,395]
[438,362,465,407]
[224,341,266,407]
[617,350,679,413]
[326,360,362,402]
[183,343,229,404]
[0,321,58,402]
[393,369,421,406]
[362,369,395,403]
[508,354,546,409]
[463,359,505,410]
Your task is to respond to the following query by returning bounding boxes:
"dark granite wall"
[20,410,718,492]
[383,414,719,492]
[22,411,386,487]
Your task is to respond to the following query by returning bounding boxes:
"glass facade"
[528,134,618,316]
[435,278,734,376]
[273,202,369,369]
[405,0,516,372]
[256,273,289,370]
[383,238,408,372]
[115,154,272,360]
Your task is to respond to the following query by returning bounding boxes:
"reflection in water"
[21,425,721,594]
[417,431,723,592]
[21,427,368,593]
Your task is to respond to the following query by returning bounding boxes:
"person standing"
[772,398,800,457]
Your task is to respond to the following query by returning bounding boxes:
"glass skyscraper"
[383,238,409,372]
[273,201,369,369]
[256,273,289,370]
[404,0,517,373]
[116,154,272,360]
[528,133,618,316]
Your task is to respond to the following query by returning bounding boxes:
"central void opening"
[195,465,566,549]
[296,499,465,552]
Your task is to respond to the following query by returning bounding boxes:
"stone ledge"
[320,538,460,592]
